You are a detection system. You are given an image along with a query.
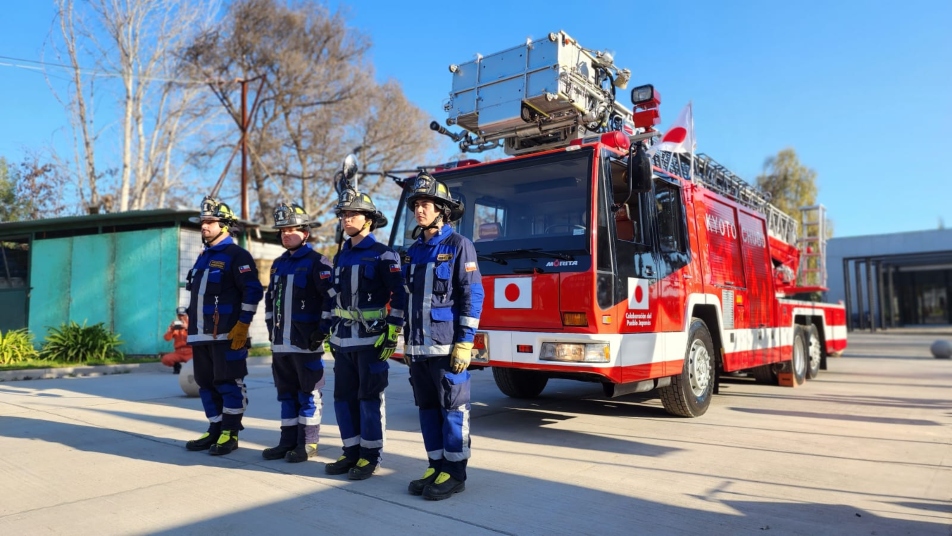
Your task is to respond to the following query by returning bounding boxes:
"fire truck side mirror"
[628,142,653,193]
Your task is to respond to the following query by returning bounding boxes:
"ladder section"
[797,204,827,288]
[651,150,799,245]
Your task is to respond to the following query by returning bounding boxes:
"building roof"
[0,209,263,240]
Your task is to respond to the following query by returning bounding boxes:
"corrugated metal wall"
[29,228,179,355]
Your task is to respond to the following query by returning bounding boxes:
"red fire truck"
[387,31,847,417]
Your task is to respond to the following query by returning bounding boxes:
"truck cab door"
[651,177,691,336]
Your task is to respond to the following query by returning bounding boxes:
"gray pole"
[843,258,853,332]
[866,257,876,332]
[855,260,865,330]
[887,265,896,328]
[877,261,887,330]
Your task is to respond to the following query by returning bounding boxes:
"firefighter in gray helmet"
[320,188,406,480]
[261,202,335,463]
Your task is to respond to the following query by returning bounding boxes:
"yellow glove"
[374,323,401,361]
[324,339,332,355]
[450,342,474,374]
[227,321,250,350]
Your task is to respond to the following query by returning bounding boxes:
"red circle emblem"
[504,283,521,302]
[634,285,644,303]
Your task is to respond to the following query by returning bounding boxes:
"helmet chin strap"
[203,229,226,246]
[411,213,444,240]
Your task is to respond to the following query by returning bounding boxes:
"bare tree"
[182,0,438,233]
[48,0,219,213]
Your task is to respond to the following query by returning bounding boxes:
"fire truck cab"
[388,31,847,418]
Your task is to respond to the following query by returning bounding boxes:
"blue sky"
[1,0,950,237]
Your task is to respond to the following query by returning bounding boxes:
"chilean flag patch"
[238,265,252,274]
[495,277,532,309]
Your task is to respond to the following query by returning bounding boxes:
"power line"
[0,54,217,85]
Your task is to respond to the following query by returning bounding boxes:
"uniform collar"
[283,243,313,259]
[418,225,452,247]
[344,232,378,251]
[205,235,235,251]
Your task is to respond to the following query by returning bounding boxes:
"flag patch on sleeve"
[320,271,331,279]
[390,264,401,273]
[464,261,477,272]
[239,265,252,273]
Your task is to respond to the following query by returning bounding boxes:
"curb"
[0,355,276,383]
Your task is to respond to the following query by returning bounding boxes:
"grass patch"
[0,355,159,372]
[249,346,272,357]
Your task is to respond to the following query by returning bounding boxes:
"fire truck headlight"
[540,342,610,363]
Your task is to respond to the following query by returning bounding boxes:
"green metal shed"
[0,210,279,356]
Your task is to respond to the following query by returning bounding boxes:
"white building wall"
[827,228,952,315]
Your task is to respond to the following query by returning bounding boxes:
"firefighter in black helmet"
[261,202,335,463]
[321,188,406,480]
[402,171,484,500]
[183,196,263,456]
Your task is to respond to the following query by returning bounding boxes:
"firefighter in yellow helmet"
[183,196,263,455]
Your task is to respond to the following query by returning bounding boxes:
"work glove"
[227,321,250,350]
[373,323,401,361]
[450,342,474,374]
[324,339,332,355]
[308,330,328,352]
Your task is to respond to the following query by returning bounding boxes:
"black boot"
[408,467,439,496]
[325,454,358,475]
[209,430,238,456]
[262,426,297,460]
[285,422,317,463]
[185,423,221,451]
[347,458,378,480]
[423,472,465,500]
[173,363,182,375]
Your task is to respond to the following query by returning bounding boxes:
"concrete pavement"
[0,333,950,535]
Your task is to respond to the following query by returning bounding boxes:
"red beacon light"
[433,159,481,172]
[630,84,661,130]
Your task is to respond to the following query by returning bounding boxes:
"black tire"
[789,325,807,386]
[492,367,548,399]
[750,364,778,385]
[659,318,715,418]
[805,324,822,380]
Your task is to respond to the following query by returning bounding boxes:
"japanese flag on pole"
[647,102,696,156]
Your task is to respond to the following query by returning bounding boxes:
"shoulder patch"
[320,271,331,279]
[437,253,453,262]
[465,261,478,272]
[239,265,252,273]
[209,260,226,269]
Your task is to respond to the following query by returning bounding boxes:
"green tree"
[755,148,817,219]
[0,157,27,222]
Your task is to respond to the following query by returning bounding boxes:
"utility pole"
[240,78,249,221]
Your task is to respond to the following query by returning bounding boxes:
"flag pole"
[688,101,695,183]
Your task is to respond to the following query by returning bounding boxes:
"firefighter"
[161,306,192,374]
[402,172,484,501]
[322,188,406,480]
[261,202,334,463]
[184,196,264,456]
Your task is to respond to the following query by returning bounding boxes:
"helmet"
[189,196,237,225]
[273,202,311,229]
[335,189,388,230]
[175,306,187,316]
[406,172,463,222]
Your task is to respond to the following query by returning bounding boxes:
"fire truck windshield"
[391,148,593,275]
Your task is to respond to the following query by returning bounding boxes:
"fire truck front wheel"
[492,367,549,399]
[659,318,715,418]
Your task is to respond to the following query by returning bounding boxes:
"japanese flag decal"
[628,278,650,310]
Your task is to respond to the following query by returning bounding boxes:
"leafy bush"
[0,328,39,365]
[41,321,124,363]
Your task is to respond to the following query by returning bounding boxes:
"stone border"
[0,356,276,382]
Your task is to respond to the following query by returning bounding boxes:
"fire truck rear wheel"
[805,324,822,380]
[659,318,715,418]
[492,367,549,399]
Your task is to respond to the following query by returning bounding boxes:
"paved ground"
[0,332,949,535]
